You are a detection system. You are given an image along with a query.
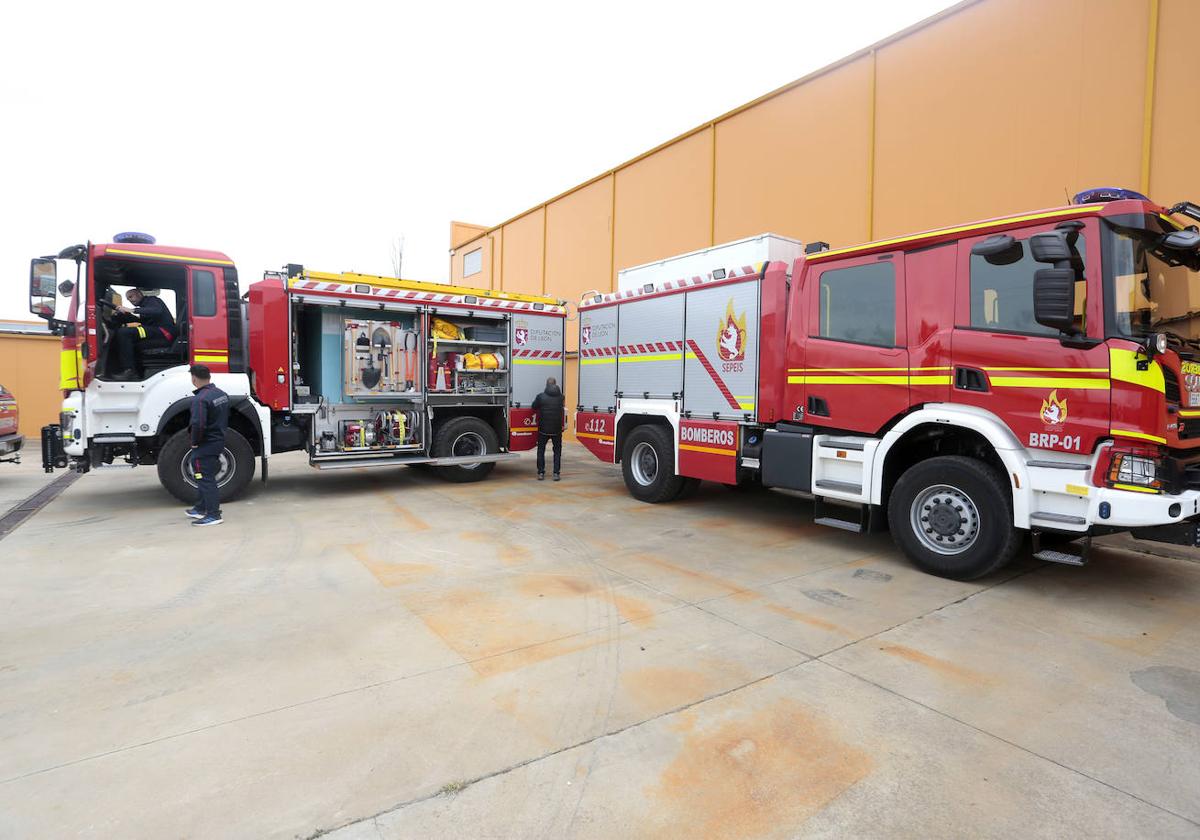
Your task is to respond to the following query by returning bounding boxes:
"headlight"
[1098,447,1164,493]
[1153,333,1169,355]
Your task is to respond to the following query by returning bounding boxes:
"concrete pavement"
[0,443,1196,838]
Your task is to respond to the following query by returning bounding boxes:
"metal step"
[819,439,866,451]
[1030,511,1087,525]
[814,479,863,494]
[1033,548,1088,566]
[815,516,863,533]
[312,452,520,471]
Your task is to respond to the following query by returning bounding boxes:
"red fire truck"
[576,189,1200,579]
[29,239,565,501]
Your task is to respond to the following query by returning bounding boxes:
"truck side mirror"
[1029,232,1072,263]
[1162,228,1200,252]
[1034,268,1076,333]
[29,258,57,318]
[971,235,1021,264]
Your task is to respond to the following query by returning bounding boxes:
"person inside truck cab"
[110,288,177,381]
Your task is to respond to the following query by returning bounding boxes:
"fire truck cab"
[578,190,1200,579]
[29,236,565,502]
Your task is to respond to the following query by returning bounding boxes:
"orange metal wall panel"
[451,235,495,289]
[500,208,545,294]
[612,129,713,285]
[546,176,614,352]
[872,0,1146,241]
[0,334,61,436]
[1149,0,1200,204]
[714,56,873,247]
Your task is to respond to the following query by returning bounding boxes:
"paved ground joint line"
[0,471,80,541]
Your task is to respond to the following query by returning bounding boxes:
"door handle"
[807,395,829,417]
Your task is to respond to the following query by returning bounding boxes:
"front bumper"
[0,433,23,460]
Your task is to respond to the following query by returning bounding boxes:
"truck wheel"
[433,417,498,483]
[887,455,1021,580]
[621,425,684,503]
[157,428,256,504]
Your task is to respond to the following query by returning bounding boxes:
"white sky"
[0,0,958,320]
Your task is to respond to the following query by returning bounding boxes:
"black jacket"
[121,295,176,340]
[531,385,564,435]
[190,383,230,448]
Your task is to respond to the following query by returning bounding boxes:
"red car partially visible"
[0,384,22,463]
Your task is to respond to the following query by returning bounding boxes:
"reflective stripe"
[1112,482,1160,494]
[1111,428,1167,444]
[786,366,950,372]
[134,325,147,339]
[576,432,614,441]
[620,353,682,363]
[679,443,736,457]
[1109,347,1164,392]
[809,205,1100,261]
[990,377,1110,390]
[59,348,80,390]
[983,367,1107,372]
[512,359,561,366]
[194,354,228,363]
[786,374,951,385]
[581,358,616,366]
[107,248,234,265]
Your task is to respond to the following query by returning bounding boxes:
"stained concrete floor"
[0,443,1197,839]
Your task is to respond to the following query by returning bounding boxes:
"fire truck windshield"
[1105,220,1200,342]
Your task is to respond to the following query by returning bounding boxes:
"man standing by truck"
[532,377,564,481]
[185,365,230,526]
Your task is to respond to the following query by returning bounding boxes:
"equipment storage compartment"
[682,276,760,420]
[427,312,510,396]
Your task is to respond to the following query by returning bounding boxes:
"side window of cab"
[968,232,1087,336]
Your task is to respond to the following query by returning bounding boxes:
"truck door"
[509,313,565,450]
[188,266,229,372]
[952,220,1109,454]
[797,252,909,434]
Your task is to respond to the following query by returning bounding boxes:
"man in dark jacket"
[111,288,177,381]
[186,364,230,526]
[531,377,565,481]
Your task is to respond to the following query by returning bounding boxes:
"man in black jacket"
[111,288,177,381]
[531,377,565,481]
[186,365,230,526]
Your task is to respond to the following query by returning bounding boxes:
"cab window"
[818,261,896,347]
[970,235,1086,335]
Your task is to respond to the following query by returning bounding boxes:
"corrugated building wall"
[447,0,1199,424]
[0,323,61,437]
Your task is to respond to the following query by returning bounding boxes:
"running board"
[312,452,520,471]
[1031,532,1090,566]
[813,497,882,534]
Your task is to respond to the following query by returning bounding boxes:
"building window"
[192,270,217,317]
[818,261,896,347]
[463,248,482,278]
[970,235,1085,335]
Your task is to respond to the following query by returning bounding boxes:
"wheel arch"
[156,396,265,456]
[872,405,1031,528]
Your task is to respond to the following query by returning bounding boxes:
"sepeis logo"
[680,424,736,448]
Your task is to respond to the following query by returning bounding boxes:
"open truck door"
[509,313,565,450]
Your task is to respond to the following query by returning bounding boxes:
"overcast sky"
[0,0,958,320]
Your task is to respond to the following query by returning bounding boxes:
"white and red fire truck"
[577,189,1200,579]
[29,238,564,501]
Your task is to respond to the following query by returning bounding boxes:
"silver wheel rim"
[452,431,487,469]
[183,448,235,489]
[630,441,659,486]
[910,483,980,555]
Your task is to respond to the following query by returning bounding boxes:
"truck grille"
[1165,370,1181,404]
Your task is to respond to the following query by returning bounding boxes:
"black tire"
[157,428,255,504]
[621,424,684,503]
[887,455,1021,581]
[432,416,498,483]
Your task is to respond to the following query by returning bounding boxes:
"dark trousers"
[536,433,562,475]
[115,327,169,372]
[193,446,222,516]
